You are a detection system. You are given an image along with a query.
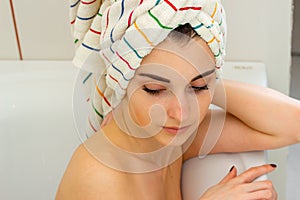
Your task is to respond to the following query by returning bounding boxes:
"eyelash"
[191,85,209,92]
[142,85,209,96]
[142,86,164,95]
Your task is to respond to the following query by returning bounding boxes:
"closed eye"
[191,85,209,92]
[143,86,165,95]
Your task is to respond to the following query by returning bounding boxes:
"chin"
[156,128,197,147]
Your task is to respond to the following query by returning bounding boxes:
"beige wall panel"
[13,0,74,60]
[222,0,292,95]
[0,0,19,59]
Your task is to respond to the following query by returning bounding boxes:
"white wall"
[222,1,293,199]
[222,0,292,95]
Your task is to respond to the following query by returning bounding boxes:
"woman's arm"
[212,79,300,151]
[184,79,300,158]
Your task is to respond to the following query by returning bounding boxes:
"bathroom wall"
[222,0,293,95]
[1,0,74,60]
[0,0,295,199]
[1,0,293,94]
[0,0,18,59]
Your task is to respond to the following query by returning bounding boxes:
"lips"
[162,125,190,134]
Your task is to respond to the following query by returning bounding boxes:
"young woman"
[56,1,300,199]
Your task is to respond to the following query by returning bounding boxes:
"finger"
[246,189,274,200]
[249,180,277,200]
[233,164,277,184]
[219,165,237,184]
[243,180,274,193]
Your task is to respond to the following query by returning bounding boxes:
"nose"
[167,93,190,123]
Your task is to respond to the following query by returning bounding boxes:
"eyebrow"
[138,68,216,83]
[138,73,170,83]
[191,69,216,82]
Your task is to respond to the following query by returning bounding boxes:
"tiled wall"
[0,0,18,59]
[1,0,74,60]
[1,0,293,96]
[1,0,294,95]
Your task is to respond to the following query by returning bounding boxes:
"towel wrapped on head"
[69,0,227,135]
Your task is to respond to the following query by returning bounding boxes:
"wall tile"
[13,0,74,60]
[0,0,19,59]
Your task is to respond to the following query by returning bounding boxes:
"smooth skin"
[56,37,300,200]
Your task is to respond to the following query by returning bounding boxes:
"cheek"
[128,92,153,126]
[196,92,212,120]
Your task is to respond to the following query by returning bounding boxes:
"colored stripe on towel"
[81,0,97,5]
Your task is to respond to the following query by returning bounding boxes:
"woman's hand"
[200,164,277,200]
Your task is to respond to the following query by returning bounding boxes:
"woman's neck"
[101,119,166,153]
[89,119,184,173]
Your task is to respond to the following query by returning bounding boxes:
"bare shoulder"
[55,144,124,200]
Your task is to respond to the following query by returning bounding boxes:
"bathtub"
[0,61,80,200]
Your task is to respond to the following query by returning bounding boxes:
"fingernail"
[229,165,235,172]
[270,164,277,168]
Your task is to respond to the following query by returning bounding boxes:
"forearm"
[212,79,300,145]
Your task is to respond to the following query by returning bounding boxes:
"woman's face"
[118,36,216,146]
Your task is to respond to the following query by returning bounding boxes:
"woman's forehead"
[138,50,214,81]
[140,37,215,73]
